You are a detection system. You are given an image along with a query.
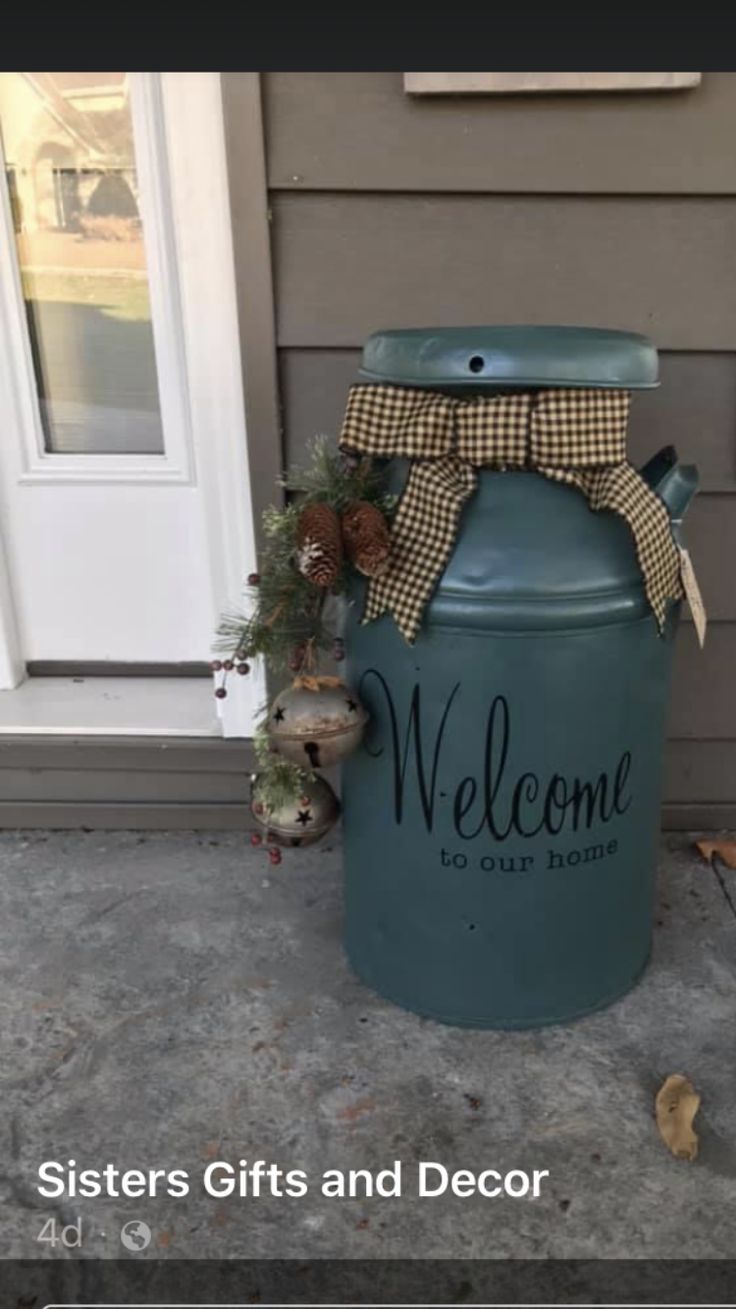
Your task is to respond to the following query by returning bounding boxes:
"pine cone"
[296,502,343,588]
[341,501,391,578]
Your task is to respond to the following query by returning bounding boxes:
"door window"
[0,72,163,455]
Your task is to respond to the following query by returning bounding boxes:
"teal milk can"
[341,326,697,1028]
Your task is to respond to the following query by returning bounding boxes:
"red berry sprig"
[212,652,251,700]
[249,829,284,867]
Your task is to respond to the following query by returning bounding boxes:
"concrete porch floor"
[1,828,735,1264]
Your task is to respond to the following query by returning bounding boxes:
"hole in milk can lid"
[468,355,485,374]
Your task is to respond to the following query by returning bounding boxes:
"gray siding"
[272,195,736,350]
[264,72,736,194]
[0,737,255,830]
[261,72,736,826]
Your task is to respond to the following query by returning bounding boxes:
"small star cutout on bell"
[267,680,368,768]
[250,774,339,847]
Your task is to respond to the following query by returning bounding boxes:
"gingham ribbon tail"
[340,384,684,644]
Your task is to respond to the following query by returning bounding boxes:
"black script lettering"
[482,695,512,841]
[359,670,459,831]
[454,777,483,840]
[511,772,543,837]
[360,673,633,843]
[565,754,631,829]
[543,775,569,836]
[569,775,612,829]
[614,753,632,815]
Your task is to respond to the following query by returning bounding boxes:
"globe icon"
[120,1219,152,1252]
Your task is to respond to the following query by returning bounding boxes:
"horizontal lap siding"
[272,195,736,350]
[264,73,736,194]
[664,741,736,801]
[260,74,736,825]
[670,625,736,738]
[0,802,254,830]
[0,768,250,804]
[0,738,254,829]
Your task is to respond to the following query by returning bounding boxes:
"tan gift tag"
[679,547,707,648]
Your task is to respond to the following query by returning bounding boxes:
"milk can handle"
[640,445,699,524]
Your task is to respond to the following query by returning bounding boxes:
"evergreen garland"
[215,438,391,674]
[214,436,393,819]
[250,726,307,817]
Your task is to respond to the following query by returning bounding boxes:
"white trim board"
[0,677,222,736]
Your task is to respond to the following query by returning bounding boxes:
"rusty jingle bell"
[250,771,340,847]
[268,681,368,770]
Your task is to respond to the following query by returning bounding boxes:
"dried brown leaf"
[695,839,736,870]
[292,675,344,692]
[655,1074,700,1161]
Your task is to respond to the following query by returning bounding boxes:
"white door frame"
[0,530,23,689]
[155,72,265,736]
[0,72,263,736]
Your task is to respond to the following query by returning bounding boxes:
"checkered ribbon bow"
[340,383,683,644]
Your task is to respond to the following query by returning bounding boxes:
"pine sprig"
[215,437,392,674]
[216,436,391,822]
[251,724,312,818]
[214,503,331,671]
[283,436,393,516]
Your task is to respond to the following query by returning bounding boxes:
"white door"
[0,73,260,735]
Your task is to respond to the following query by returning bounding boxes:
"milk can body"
[341,327,696,1028]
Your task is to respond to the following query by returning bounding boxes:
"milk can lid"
[359,326,659,391]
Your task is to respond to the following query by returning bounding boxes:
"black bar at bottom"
[3,1259,736,1308]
